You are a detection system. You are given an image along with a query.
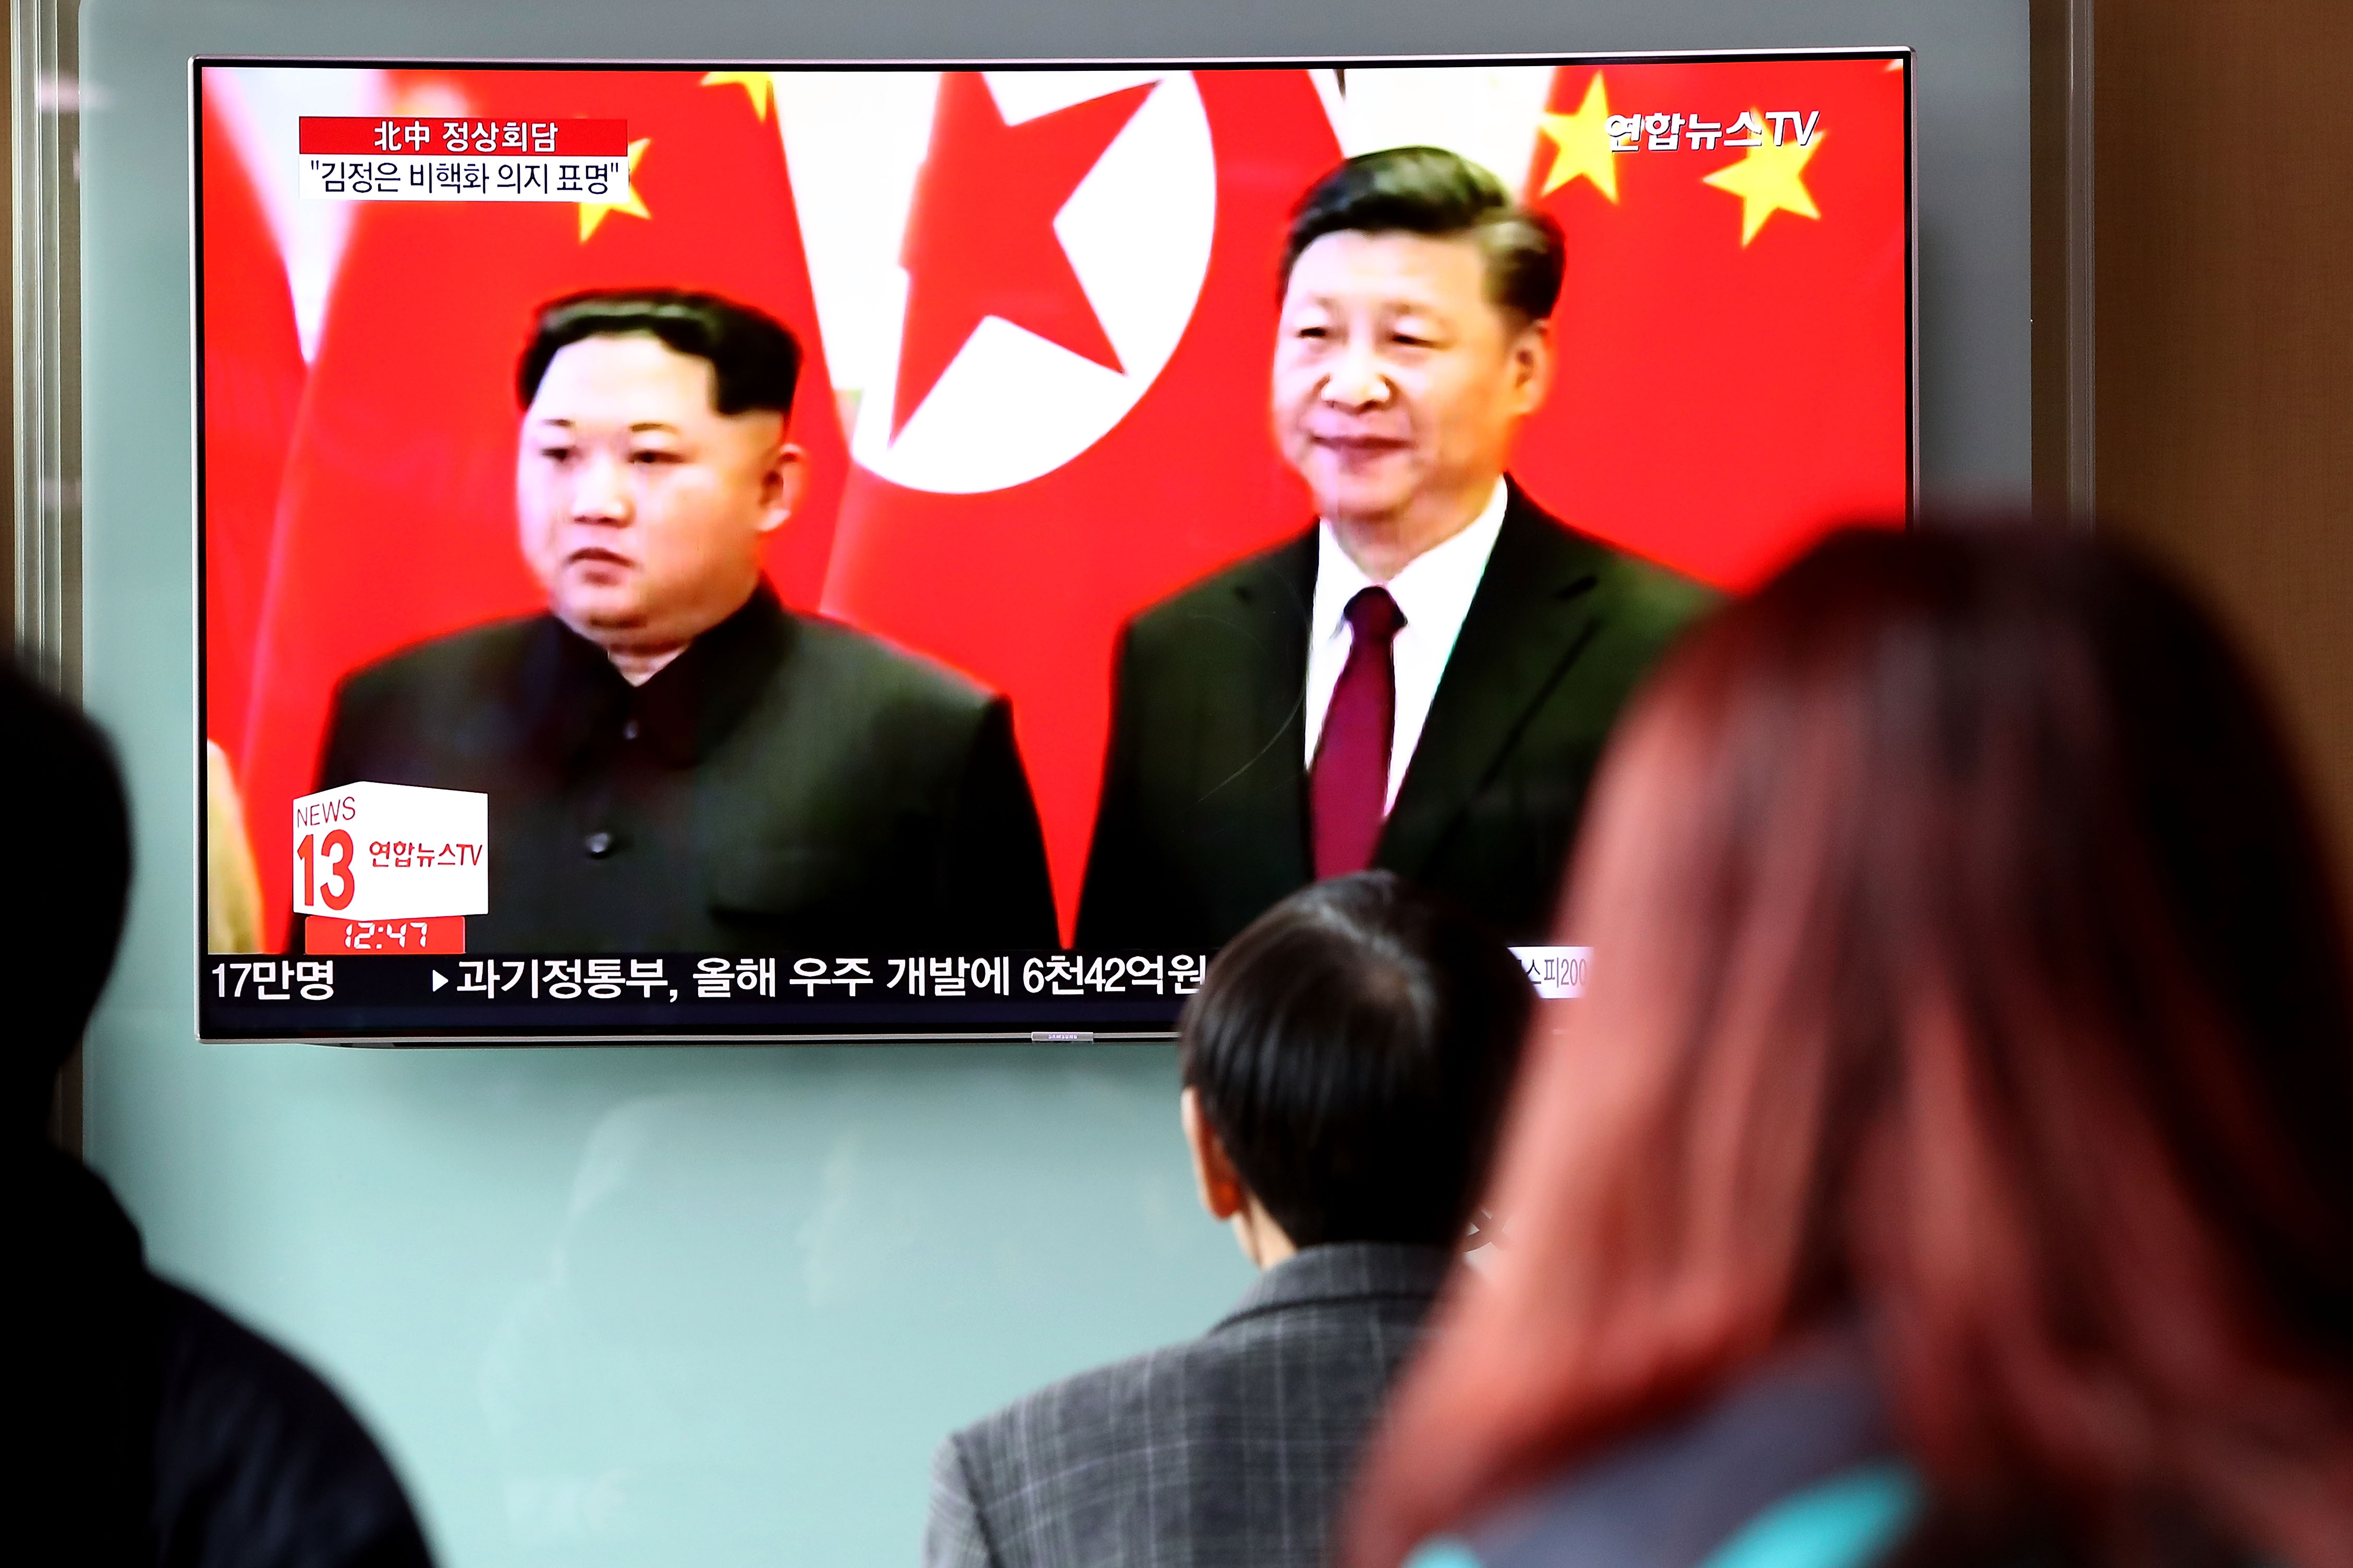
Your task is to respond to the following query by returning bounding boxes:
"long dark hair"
[1344,528,2353,1568]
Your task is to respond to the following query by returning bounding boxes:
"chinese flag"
[820,70,1342,941]
[1511,56,1910,588]
[236,69,847,949]
[201,95,306,766]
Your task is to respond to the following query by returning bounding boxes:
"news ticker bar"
[211,952,1210,1005]
[200,953,1189,1040]
[210,947,1587,1005]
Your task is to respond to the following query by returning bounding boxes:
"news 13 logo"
[289,781,487,952]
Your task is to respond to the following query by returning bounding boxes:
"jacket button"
[622,718,640,741]
[584,830,614,859]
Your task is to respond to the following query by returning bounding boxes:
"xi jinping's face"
[517,333,806,657]
[1273,229,1550,535]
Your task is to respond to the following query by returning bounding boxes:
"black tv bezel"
[190,48,1918,1045]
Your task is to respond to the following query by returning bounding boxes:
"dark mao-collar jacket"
[314,584,1057,954]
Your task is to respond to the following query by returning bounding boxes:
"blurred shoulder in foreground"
[1347,525,2353,1568]
[8,661,435,1567]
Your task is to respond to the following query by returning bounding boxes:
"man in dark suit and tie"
[1077,148,1712,951]
[316,289,1057,953]
[925,872,1532,1568]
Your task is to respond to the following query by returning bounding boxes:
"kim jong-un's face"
[517,333,806,669]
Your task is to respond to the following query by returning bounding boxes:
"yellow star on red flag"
[579,138,652,241]
[1535,74,1619,202]
[702,70,773,120]
[1702,112,1823,245]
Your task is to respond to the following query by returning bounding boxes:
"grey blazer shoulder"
[925,1243,1453,1568]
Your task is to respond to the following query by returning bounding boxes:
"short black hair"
[2,662,130,1137]
[1179,872,1534,1249]
[1280,145,1566,323]
[517,288,802,417]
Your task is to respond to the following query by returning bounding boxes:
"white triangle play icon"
[430,970,449,991]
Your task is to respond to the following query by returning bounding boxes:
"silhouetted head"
[3,663,131,1137]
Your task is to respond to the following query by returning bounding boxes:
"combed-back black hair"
[1178,871,1535,1248]
[2,661,130,1136]
[517,288,802,416]
[1279,145,1566,323]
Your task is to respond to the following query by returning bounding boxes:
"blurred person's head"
[1346,526,2353,1568]
[514,289,808,682]
[3,663,131,1139]
[1273,149,1560,580]
[1178,871,1534,1267]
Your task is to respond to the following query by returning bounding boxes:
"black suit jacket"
[1077,485,1712,949]
[316,585,1057,953]
[23,1146,433,1568]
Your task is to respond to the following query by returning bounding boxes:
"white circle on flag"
[850,70,1217,495]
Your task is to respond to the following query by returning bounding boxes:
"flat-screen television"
[195,52,1913,1042]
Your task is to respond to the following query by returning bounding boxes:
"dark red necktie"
[1312,586,1406,879]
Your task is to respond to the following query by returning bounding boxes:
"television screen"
[196,52,1912,1042]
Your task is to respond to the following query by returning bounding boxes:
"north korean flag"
[809,69,1343,941]
[231,68,848,949]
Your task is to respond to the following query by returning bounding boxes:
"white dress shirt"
[1304,480,1509,811]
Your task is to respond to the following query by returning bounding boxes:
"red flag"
[820,69,1342,940]
[234,68,847,948]
[199,95,305,768]
[1512,56,1910,588]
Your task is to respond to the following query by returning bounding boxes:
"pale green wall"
[78,2,2031,1563]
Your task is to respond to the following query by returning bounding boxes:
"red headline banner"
[298,117,629,156]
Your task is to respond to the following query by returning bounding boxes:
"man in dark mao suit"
[315,289,1056,953]
[1078,148,1711,951]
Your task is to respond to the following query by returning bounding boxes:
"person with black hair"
[923,871,1533,1568]
[314,288,1057,952]
[8,662,434,1566]
[1078,148,1710,953]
